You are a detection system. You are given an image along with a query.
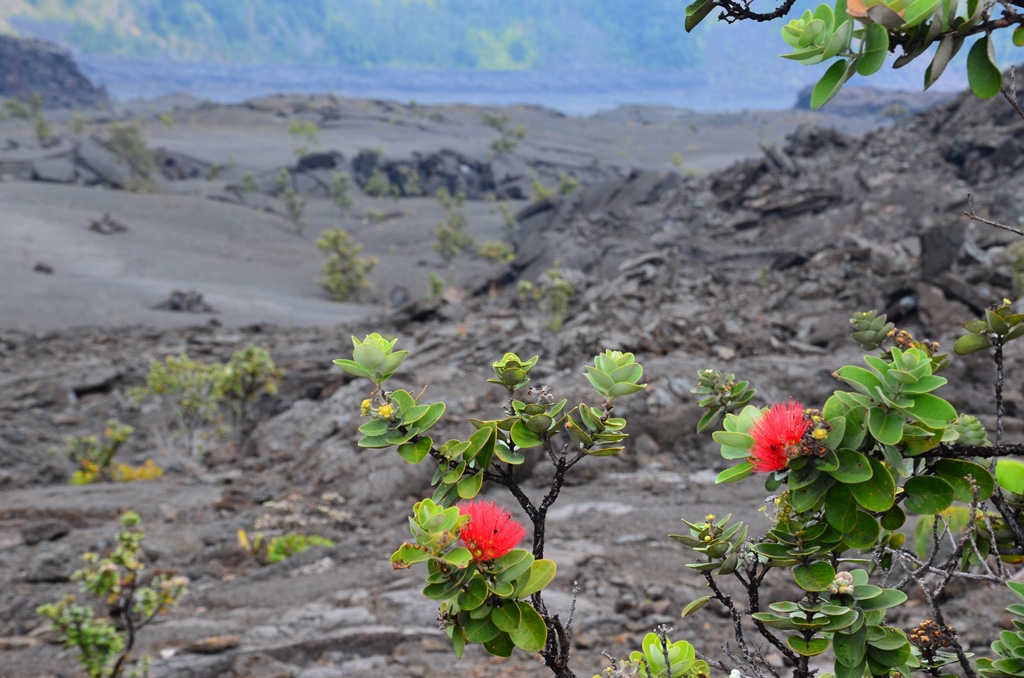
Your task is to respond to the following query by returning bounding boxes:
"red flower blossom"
[458,500,527,562]
[748,400,809,473]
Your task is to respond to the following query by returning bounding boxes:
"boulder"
[0,35,109,109]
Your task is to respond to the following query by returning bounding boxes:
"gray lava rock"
[20,519,70,545]
[24,544,76,582]
[0,35,109,109]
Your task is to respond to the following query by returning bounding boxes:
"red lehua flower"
[748,400,809,473]
[457,500,527,562]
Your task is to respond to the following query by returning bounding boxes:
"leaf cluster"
[390,498,555,659]
[37,512,188,678]
[685,0,1024,108]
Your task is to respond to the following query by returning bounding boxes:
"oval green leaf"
[967,35,1002,98]
[492,603,521,633]
[831,448,874,483]
[902,475,955,514]
[510,601,548,652]
[793,561,836,592]
[788,636,831,656]
[857,22,890,76]
[825,482,859,531]
[811,58,852,109]
[933,458,995,501]
[849,457,896,512]
[515,559,557,598]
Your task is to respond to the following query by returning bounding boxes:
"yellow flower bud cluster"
[359,396,395,420]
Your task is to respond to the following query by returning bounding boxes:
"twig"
[1001,65,1024,122]
[963,193,1024,237]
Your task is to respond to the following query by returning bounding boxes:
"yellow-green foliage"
[557,173,580,196]
[482,112,528,157]
[238,529,336,565]
[475,240,514,263]
[216,344,283,439]
[432,187,474,263]
[55,420,157,484]
[530,178,554,202]
[4,93,51,145]
[363,167,392,198]
[329,171,354,216]
[287,119,320,146]
[276,168,308,235]
[37,512,188,678]
[106,120,156,179]
[130,354,223,455]
[316,228,377,301]
[517,268,577,331]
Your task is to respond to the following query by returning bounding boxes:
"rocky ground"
[1,65,1024,677]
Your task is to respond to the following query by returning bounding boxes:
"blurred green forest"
[1,0,706,70]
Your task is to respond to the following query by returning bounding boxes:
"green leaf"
[357,434,391,449]
[849,458,896,511]
[841,406,868,450]
[483,631,515,657]
[954,332,991,355]
[880,504,906,530]
[510,420,544,449]
[449,624,465,659]
[835,365,885,396]
[811,58,852,109]
[493,441,525,465]
[413,402,446,432]
[681,596,712,619]
[1015,25,1024,47]
[793,561,836,592]
[824,19,854,59]
[791,472,835,512]
[870,627,910,650]
[713,431,756,448]
[358,418,389,436]
[825,483,859,531]
[902,475,955,514]
[834,624,869,667]
[488,579,516,598]
[788,635,831,656]
[868,407,904,446]
[831,448,874,483]
[858,22,890,75]
[905,393,957,428]
[492,603,521,633]
[389,387,417,413]
[716,461,755,484]
[510,601,547,652]
[457,472,483,500]
[967,35,1002,98]
[491,548,533,576]
[515,559,557,598]
[933,459,995,501]
[352,343,386,372]
[925,34,957,89]
[377,350,409,381]
[332,358,372,380]
[997,459,1024,494]
[458,575,488,610]
[463,424,494,464]
[465,616,502,643]
[685,0,715,31]
[397,436,432,464]
[751,612,798,631]
[867,641,911,667]
[903,0,942,27]
[858,588,908,611]
[844,510,881,550]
